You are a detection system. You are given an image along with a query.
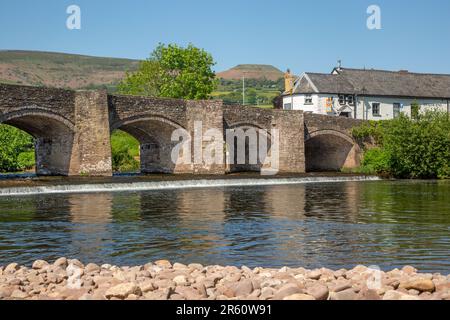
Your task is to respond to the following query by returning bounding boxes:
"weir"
[0,176,381,197]
[0,83,363,176]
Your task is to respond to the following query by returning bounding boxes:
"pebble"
[0,259,448,300]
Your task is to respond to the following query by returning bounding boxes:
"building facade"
[282,67,450,120]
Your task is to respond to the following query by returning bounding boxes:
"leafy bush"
[17,151,35,170]
[355,111,450,179]
[0,125,35,172]
[360,148,390,175]
[111,130,140,172]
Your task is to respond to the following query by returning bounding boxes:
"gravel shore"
[1,259,449,300]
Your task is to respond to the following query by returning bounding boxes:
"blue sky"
[1,0,450,74]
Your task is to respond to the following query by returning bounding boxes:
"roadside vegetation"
[352,111,450,179]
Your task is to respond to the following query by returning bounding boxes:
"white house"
[282,66,450,120]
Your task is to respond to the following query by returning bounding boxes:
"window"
[305,95,313,104]
[338,94,355,106]
[372,103,381,116]
[393,103,401,118]
[346,95,355,106]
[284,103,292,110]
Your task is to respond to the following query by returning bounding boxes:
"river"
[0,176,449,273]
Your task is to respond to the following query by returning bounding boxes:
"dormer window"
[305,95,313,105]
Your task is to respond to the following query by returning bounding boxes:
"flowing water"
[0,177,449,273]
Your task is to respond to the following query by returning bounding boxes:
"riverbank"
[1,259,449,300]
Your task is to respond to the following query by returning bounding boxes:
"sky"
[1,0,450,75]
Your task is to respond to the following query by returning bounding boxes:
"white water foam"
[0,176,381,197]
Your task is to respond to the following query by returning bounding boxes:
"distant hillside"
[217,64,284,81]
[0,51,282,107]
[0,50,140,90]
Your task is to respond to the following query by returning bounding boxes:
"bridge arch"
[111,115,189,174]
[0,109,76,175]
[305,129,361,172]
[225,122,272,173]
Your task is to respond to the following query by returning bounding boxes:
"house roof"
[290,67,450,99]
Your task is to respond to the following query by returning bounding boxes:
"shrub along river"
[0,175,449,274]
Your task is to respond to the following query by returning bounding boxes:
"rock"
[139,280,155,293]
[85,263,100,273]
[334,269,347,278]
[330,282,352,292]
[357,288,381,300]
[306,284,329,300]
[241,266,253,274]
[0,285,14,298]
[260,287,275,300]
[273,283,302,300]
[153,279,176,290]
[173,275,188,286]
[307,270,322,280]
[408,289,420,295]
[234,279,254,297]
[188,263,203,270]
[175,286,202,300]
[10,289,28,299]
[105,283,142,300]
[53,258,68,269]
[402,266,417,274]
[68,259,84,268]
[283,294,315,300]
[329,289,358,300]
[154,260,172,268]
[4,263,19,273]
[399,278,435,293]
[260,278,282,288]
[173,263,187,270]
[383,290,420,300]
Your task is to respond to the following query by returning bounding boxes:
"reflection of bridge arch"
[0,109,76,176]
[111,115,189,174]
[305,129,360,172]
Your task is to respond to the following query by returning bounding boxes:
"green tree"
[355,111,450,179]
[0,125,35,172]
[118,43,217,100]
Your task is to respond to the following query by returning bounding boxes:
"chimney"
[284,69,294,93]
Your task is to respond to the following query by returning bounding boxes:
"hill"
[0,51,282,107]
[216,64,284,81]
[0,50,140,90]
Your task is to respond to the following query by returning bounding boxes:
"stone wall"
[0,84,365,176]
[73,90,112,176]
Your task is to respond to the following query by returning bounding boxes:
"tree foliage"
[0,125,35,172]
[354,111,450,179]
[118,43,217,100]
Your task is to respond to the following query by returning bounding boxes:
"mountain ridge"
[0,50,284,90]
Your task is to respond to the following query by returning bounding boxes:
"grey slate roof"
[293,68,450,99]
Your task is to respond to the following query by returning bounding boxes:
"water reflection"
[0,180,449,273]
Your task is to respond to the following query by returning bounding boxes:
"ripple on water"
[0,180,449,273]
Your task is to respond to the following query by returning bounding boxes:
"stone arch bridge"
[0,84,363,176]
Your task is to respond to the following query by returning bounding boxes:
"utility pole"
[242,74,246,105]
[447,99,449,120]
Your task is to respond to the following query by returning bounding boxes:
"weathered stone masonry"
[0,84,362,176]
